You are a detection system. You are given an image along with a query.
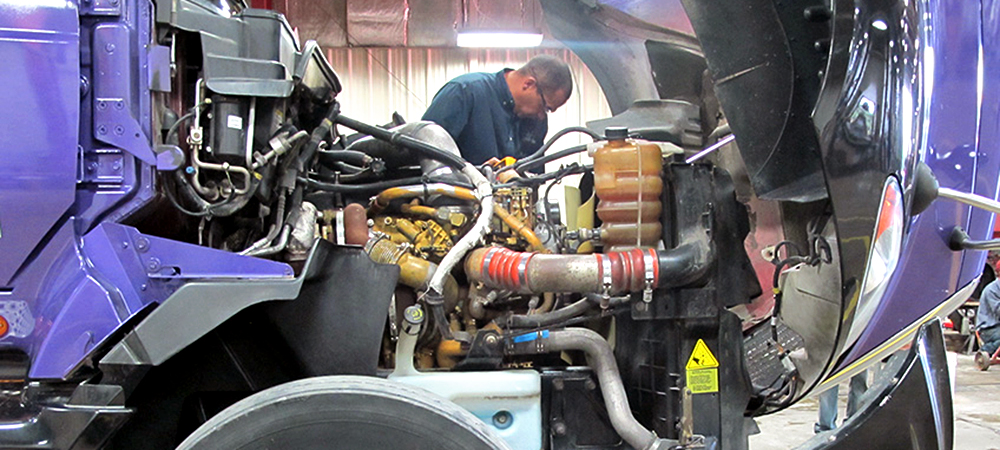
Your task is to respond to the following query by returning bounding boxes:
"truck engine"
[0,0,981,449]
[83,2,776,448]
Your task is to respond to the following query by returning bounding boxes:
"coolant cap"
[605,127,628,141]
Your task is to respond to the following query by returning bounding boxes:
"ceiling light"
[456,31,543,48]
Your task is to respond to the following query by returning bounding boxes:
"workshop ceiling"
[268,0,544,48]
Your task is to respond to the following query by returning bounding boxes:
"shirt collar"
[495,69,515,113]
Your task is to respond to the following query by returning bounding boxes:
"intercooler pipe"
[506,328,676,450]
[365,236,461,312]
[465,242,712,295]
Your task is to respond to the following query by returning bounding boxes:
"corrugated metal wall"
[324,46,612,156]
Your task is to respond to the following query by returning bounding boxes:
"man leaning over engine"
[421,55,573,165]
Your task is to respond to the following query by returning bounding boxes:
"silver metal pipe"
[544,329,676,450]
[686,133,735,164]
[244,223,292,257]
[938,187,1000,214]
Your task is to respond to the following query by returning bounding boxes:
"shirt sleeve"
[421,82,471,142]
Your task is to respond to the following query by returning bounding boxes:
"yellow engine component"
[365,235,460,312]
[491,187,537,250]
[372,216,454,260]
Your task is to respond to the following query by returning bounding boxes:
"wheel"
[975,351,990,371]
[176,376,512,450]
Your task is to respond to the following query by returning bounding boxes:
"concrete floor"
[750,352,1000,450]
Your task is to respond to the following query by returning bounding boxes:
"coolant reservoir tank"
[594,127,663,251]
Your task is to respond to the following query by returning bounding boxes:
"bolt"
[112,160,122,171]
[140,283,147,291]
[147,257,161,272]
[97,101,107,110]
[87,162,98,172]
[492,411,513,429]
[552,421,567,436]
[135,237,150,252]
[115,101,124,110]
[121,241,129,249]
[97,125,107,135]
[485,334,499,346]
[636,302,648,312]
[79,76,90,97]
[105,43,115,53]
[114,126,124,136]
[584,379,597,391]
[552,378,565,391]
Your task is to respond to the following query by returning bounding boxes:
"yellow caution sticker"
[686,339,719,394]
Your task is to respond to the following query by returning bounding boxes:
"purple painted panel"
[962,0,1000,280]
[93,23,155,164]
[838,0,985,367]
[0,0,80,285]
[30,223,293,378]
[76,0,157,233]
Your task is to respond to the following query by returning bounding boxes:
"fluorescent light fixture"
[457,31,543,48]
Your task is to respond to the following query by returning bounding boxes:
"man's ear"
[522,76,537,91]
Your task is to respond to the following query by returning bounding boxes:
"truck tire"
[176,375,512,450]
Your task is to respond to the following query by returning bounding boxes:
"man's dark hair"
[519,55,573,97]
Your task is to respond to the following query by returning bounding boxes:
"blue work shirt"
[422,69,547,165]
[978,278,1000,330]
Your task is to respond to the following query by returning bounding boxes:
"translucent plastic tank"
[594,127,663,250]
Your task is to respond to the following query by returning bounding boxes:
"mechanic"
[421,54,573,165]
[977,278,1000,355]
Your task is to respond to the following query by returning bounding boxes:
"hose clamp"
[599,254,613,298]
[642,249,656,303]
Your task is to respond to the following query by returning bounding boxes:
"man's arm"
[422,83,471,142]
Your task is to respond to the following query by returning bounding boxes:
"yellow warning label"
[686,339,719,370]
[687,368,718,394]
[685,339,719,394]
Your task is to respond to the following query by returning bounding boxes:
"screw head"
[552,421,567,436]
[135,237,150,252]
[105,43,115,53]
[492,411,513,429]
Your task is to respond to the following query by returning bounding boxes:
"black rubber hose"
[333,114,468,169]
[514,144,589,173]
[521,126,600,162]
[317,149,373,167]
[300,176,474,193]
[657,241,714,289]
[506,298,594,329]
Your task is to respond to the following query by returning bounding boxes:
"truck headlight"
[845,177,904,347]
